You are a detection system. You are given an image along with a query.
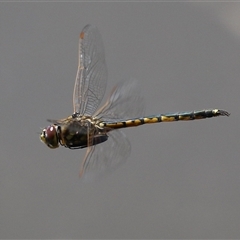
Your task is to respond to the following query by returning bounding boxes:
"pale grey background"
[0,2,239,239]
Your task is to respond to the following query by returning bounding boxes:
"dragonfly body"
[42,108,229,150]
[40,24,229,178]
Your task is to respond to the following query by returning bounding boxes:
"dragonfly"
[40,24,230,179]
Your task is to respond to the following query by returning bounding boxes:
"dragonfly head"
[40,125,59,149]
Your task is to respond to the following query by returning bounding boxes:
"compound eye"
[46,125,56,138]
[40,125,59,149]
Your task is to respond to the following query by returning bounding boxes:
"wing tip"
[79,24,94,39]
[80,31,85,39]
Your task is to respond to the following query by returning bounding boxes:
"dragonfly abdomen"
[101,109,230,129]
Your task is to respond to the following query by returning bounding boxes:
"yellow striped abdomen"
[100,109,230,129]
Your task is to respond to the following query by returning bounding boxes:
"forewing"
[73,24,107,115]
[47,116,72,125]
[79,130,131,181]
[94,80,145,122]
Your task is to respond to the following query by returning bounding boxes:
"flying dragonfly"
[40,24,230,179]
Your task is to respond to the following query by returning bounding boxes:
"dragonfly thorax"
[56,117,108,149]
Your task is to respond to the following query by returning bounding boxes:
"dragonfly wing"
[47,118,67,125]
[94,80,145,122]
[73,24,107,116]
[79,129,131,181]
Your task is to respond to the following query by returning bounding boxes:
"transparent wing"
[94,80,145,122]
[79,130,131,181]
[47,116,72,125]
[73,24,107,116]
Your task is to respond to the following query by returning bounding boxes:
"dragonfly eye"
[40,125,59,149]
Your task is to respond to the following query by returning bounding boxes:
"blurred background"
[0,2,239,239]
